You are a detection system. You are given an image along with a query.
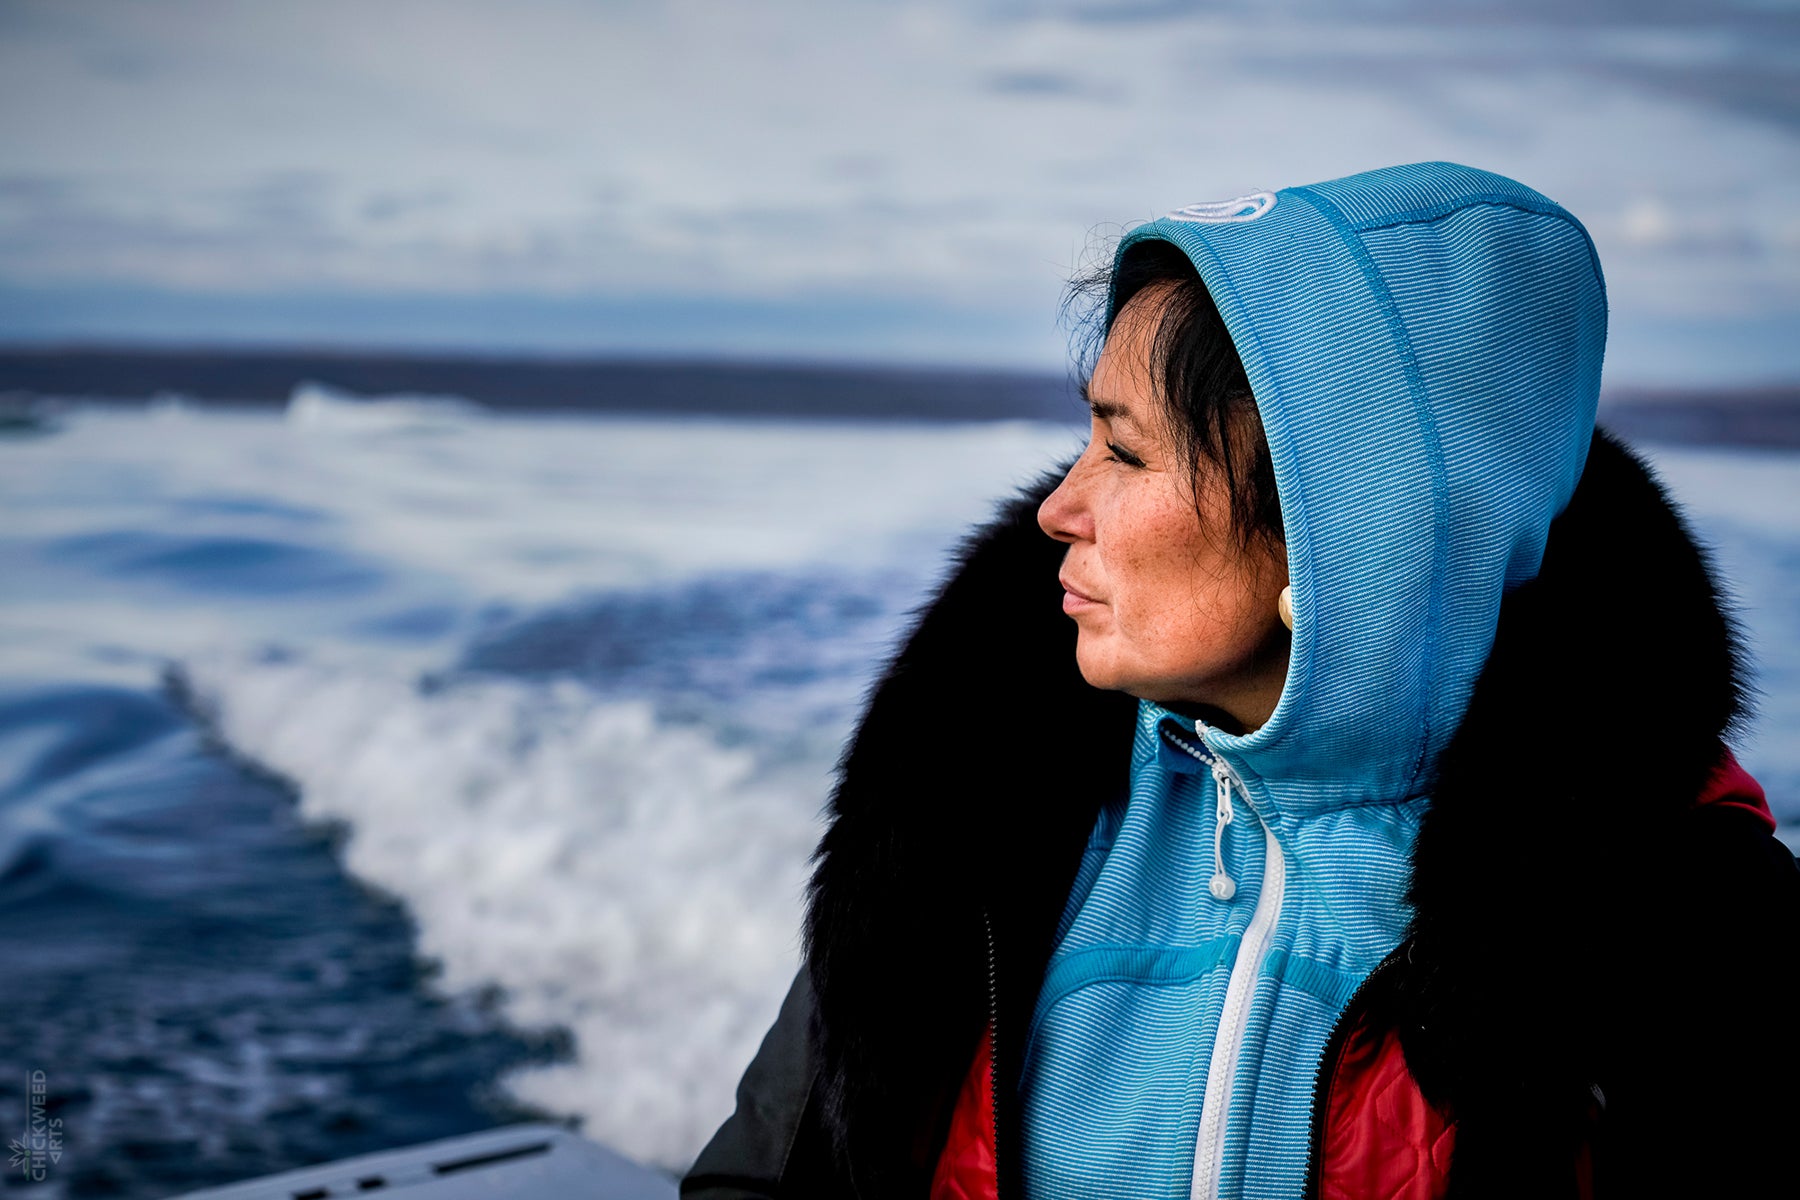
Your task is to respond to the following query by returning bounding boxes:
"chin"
[1073,648,1201,708]
[1073,646,1134,697]
[1074,662,1120,693]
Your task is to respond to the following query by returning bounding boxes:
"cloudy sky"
[1,0,1796,382]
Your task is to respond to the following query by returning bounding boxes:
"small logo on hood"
[1167,191,1277,223]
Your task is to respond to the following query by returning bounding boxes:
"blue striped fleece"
[1019,162,1607,1198]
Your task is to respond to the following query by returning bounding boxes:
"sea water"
[0,401,1793,1198]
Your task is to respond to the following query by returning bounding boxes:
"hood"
[1110,162,1608,813]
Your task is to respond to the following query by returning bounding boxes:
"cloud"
[984,69,1111,99]
[0,0,1796,376]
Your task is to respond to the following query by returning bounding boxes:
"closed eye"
[1104,440,1146,468]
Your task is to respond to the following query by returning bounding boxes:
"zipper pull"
[1188,716,1240,902]
[1208,759,1237,901]
[1161,714,1242,902]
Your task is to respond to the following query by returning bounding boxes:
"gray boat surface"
[164,1123,678,1200]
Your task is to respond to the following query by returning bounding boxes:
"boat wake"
[172,645,822,1169]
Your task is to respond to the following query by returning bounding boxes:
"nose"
[1037,455,1094,545]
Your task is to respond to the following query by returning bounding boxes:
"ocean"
[1,391,1794,1198]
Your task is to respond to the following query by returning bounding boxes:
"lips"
[1059,575,1102,613]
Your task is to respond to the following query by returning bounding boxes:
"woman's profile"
[681,161,1799,1198]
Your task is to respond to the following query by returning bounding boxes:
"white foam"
[285,381,486,434]
[175,647,823,1169]
[8,405,1082,613]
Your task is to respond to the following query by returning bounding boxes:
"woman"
[681,162,1798,1198]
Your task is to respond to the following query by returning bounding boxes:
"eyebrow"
[1079,382,1138,425]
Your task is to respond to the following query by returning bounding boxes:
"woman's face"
[1037,282,1291,733]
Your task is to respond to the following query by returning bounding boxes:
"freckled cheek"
[1097,497,1194,620]
[1104,542,1185,639]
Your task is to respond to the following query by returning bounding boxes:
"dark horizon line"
[0,343,1093,424]
[0,338,1080,382]
[3,340,1798,402]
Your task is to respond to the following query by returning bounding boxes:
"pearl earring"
[1278,585,1295,631]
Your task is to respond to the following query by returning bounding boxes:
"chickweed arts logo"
[11,1071,61,1182]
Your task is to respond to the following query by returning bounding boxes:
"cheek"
[1104,505,1208,632]
[1112,514,1261,657]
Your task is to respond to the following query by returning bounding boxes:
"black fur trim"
[1394,430,1751,1196]
[804,466,1136,1197]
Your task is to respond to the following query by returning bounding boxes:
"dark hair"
[1064,239,1284,555]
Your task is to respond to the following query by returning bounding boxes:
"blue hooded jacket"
[1017,162,1607,1199]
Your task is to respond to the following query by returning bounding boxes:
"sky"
[1,0,1796,383]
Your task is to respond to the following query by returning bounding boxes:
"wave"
[286,381,485,434]
[171,645,825,1170]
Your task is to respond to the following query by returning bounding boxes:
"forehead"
[1090,283,1176,421]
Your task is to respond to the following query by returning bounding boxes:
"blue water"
[0,398,1794,1198]
[0,401,1079,1197]
[0,682,563,1195]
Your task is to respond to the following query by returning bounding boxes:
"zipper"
[1167,720,1288,1200]
[1299,942,1409,1198]
[1190,817,1285,1200]
[984,904,1003,1200]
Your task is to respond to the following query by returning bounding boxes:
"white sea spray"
[176,647,819,1166]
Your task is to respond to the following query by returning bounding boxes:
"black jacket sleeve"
[680,965,847,1199]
